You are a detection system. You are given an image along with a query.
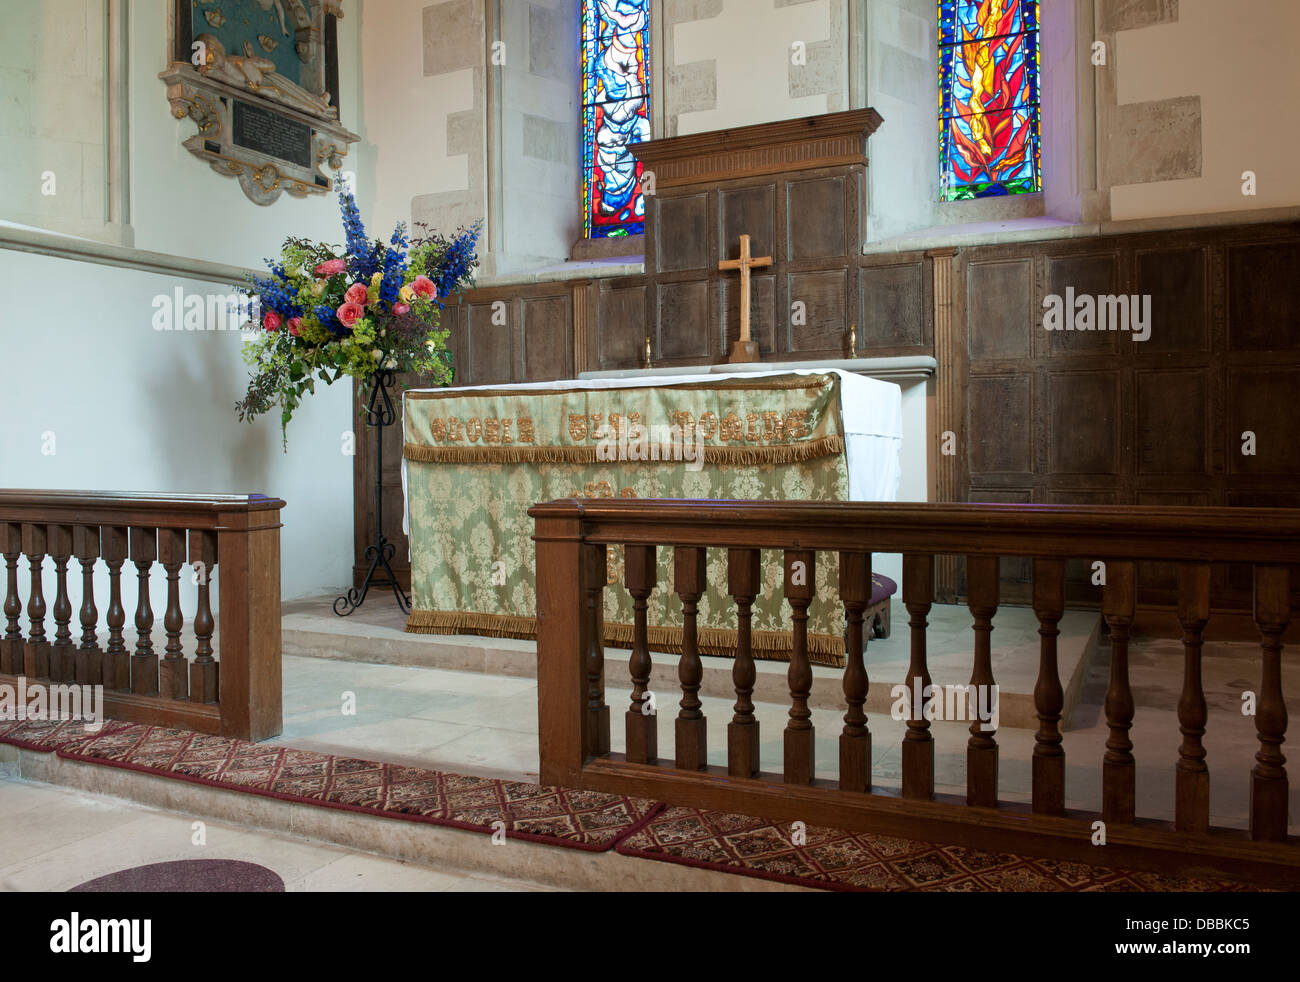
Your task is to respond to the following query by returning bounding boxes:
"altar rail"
[1,491,284,741]
[530,499,1300,884]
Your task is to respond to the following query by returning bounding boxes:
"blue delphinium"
[379,223,408,306]
[433,222,482,304]
[337,180,384,280]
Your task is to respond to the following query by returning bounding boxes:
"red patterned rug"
[0,719,661,852]
[613,806,1263,892]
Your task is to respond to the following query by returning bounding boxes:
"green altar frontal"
[402,373,851,667]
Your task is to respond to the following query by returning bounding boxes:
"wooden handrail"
[1,490,285,741]
[530,498,1300,885]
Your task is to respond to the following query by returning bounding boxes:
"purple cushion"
[870,573,897,606]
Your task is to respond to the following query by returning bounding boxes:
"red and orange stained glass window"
[939,0,1041,200]
[582,0,651,239]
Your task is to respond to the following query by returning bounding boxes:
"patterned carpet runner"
[0,719,1263,891]
[613,806,1260,892]
[0,719,661,852]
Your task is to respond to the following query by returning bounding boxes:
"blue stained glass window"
[581,0,651,238]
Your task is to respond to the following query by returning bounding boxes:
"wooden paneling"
[721,185,776,264]
[967,259,1032,361]
[1228,241,1300,350]
[860,262,927,348]
[655,193,710,272]
[721,273,776,358]
[952,220,1300,611]
[522,296,573,380]
[597,283,647,370]
[786,269,847,352]
[786,176,847,260]
[656,280,711,361]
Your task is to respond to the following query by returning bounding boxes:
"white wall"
[0,0,368,604]
[1108,0,1300,221]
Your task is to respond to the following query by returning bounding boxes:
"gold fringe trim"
[403,375,836,402]
[404,610,846,668]
[403,435,844,467]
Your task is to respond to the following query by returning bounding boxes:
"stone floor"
[0,771,561,892]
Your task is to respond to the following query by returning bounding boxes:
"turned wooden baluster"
[49,525,75,683]
[624,544,657,764]
[1031,559,1066,816]
[1175,563,1211,834]
[727,548,762,778]
[1250,565,1290,842]
[187,530,218,703]
[966,555,1000,807]
[102,527,129,690]
[73,526,102,686]
[1102,560,1137,824]
[21,524,49,679]
[1,523,22,675]
[130,527,159,696]
[784,549,816,785]
[581,543,609,756]
[158,529,189,700]
[839,551,872,793]
[901,554,934,799]
[673,546,707,771]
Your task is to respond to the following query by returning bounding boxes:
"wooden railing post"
[1102,560,1137,824]
[158,529,188,701]
[215,500,283,741]
[1,523,21,676]
[1175,562,1211,834]
[727,548,762,779]
[783,549,816,785]
[1250,565,1290,842]
[673,545,707,771]
[624,544,658,765]
[73,525,102,686]
[1031,559,1066,816]
[102,526,129,691]
[966,555,999,807]
[581,543,609,757]
[902,553,934,799]
[49,525,75,683]
[129,527,158,696]
[532,503,589,787]
[839,551,872,793]
[188,530,218,704]
[22,523,49,679]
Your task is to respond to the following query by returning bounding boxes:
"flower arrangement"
[235,181,481,446]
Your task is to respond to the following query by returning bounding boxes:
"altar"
[400,369,902,667]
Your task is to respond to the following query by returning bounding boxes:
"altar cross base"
[719,233,772,363]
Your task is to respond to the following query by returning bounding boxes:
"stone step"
[282,598,1103,730]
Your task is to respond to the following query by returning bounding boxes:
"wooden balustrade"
[530,499,1300,884]
[0,491,284,741]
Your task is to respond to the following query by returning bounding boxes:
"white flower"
[383,357,397,369]
[371,348,382,361]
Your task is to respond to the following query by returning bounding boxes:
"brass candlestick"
[848,324,858,359]
[644,335,653,370]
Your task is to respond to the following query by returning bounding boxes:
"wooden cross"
[719,234,772,363]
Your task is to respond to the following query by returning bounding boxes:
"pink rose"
[314,258,347,277]
[345,282,369,307]
[392,303,411,316]
[336,302,364,329]
[287,317,302,337]
[411,275,437,300]
[263,310,283,332]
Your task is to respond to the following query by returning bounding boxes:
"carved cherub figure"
[195,33,336,119]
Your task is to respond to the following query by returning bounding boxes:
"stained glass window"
[939,0,1041,200]
[581,0,651,239]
